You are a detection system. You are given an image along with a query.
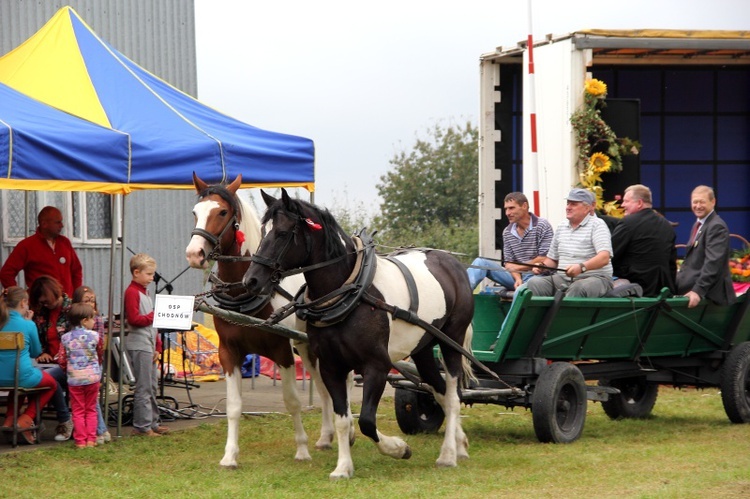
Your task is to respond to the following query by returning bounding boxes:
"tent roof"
[0,6,314,194]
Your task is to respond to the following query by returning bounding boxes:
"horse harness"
[254,226,499,381]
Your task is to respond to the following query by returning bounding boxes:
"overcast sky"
[194,0,747,214]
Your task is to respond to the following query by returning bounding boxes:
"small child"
[58,303,102,448]
[124,253,168,437]
[72,285,111,445]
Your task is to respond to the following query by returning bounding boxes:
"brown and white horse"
[185,173,335,467]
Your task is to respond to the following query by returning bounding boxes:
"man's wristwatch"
[580,263,587,273]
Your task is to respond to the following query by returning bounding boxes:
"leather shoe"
[131,429,161,437]
[17,414,36,445]
[153,426,170,435]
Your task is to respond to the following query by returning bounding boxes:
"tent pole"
[102,193,119,437]
[116,194,129,438]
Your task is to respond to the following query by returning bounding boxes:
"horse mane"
[198,184,263,254]
[263,196,351,261]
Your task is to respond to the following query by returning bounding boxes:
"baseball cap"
[566,188,595,204]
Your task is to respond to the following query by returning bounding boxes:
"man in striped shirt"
[467,192,554,292]
[525,188,613,297]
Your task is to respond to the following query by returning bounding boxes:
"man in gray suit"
[676,185,736,308]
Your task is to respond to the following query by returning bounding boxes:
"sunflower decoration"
[570,78,641,217]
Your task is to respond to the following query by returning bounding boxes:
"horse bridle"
[191,214,240,262]
[250,211,353,285]
[191,188,246,262]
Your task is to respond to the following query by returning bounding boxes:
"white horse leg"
[295,342,335,449]
[330,414,355,479]
[433,373,463,467]
[219,367,242,468]
[278,365,311,461]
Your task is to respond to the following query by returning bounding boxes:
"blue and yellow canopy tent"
[0,5,314,194]
[0,6,316,433]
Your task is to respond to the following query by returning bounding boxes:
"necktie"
[688,221,702,246]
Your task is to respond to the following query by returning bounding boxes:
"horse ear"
[260,190,277,208]
[280,188,293,210]
[192,171,209,194]
[226,174,242,194]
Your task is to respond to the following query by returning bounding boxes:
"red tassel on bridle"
[235,229,245,245]
[305,218,322,230]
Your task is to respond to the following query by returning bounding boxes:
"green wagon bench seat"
[471,288,750,364]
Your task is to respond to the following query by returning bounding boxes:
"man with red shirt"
[0,206,82,296]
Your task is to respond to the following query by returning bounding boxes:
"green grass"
[2,388,749,498]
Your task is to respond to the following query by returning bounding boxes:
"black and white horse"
[243,189,475,479]
[185,174,335,467]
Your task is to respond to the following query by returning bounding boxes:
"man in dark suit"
[676,185,736,308]
[612,184,677,297]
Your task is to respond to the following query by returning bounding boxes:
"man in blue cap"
[524,188,614,297]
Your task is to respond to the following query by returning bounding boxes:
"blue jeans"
[44,365,71,423]
[467,258,533,291]
[96,398,107,435]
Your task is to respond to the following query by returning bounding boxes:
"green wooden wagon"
[391,288,750,443]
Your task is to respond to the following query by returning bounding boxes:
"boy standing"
[124,253,168,437]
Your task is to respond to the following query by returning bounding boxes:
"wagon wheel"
[720,341,750,424]
[394,388,445,435]
[598,377,658,420]
[532,362,587,443]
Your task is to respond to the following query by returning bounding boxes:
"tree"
[373,120,478,261]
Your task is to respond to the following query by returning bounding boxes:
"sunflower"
[585,78,607,97]
[589,152,612,173]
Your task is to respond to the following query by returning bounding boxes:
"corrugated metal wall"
[0,0,196,94]
[0,0,207,315]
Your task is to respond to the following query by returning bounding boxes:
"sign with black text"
[153,295,195,330]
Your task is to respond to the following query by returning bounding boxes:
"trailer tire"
[532,362,587,443]
[598,377,658,420]
[394,388,445,435]
[720,341,750,424]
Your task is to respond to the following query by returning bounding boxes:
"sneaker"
[87,441,97,447]
[153,426,170,435]
[102,431,111,443]
[96,435,105,445]
[76,443,87,449]
[17,414,36,445]
[131,429,161,437]
[54,419,74,442]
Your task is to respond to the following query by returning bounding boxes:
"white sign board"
[153,295,195,330]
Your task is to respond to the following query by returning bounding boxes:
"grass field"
[1,387,749,498]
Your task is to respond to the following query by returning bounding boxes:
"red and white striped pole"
[526,0,540,216]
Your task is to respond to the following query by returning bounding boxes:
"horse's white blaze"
[185,199,221,268]
[219,366,243,468]
[372,252,449,361]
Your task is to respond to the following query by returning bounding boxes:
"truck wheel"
[394,388,444,435]
[720,341,750,424]
[532,362,587,443]
[599,377,658,420]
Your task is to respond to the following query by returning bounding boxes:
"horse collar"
[294,230,378,326]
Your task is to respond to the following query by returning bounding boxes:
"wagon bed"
[391,289,750,443]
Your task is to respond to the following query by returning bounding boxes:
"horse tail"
[461,323,477,388]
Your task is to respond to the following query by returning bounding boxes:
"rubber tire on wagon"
[532,362,587,443]
[394,387,445,435]
[720,341,750,424]
[598,377,658,420]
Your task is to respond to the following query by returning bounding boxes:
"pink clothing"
[3,370,57,422]
[0,229,82,296]
[69,382,100,445]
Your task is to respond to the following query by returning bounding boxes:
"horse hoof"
[402,446,412,460]
[294,452,312,462]
[219,463,238,470]
[435,459,457,468]
[329,471,353,480]
[315,442,333,451]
